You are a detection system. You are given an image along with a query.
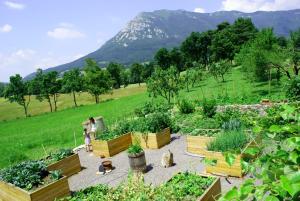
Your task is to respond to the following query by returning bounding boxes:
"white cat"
[161,149,173,168]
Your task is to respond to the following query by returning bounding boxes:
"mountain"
[25,9,300,79]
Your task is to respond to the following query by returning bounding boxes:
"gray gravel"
[68,134,245,193]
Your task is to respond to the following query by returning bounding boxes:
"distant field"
[0,83,146,121]
[0,68,287,168]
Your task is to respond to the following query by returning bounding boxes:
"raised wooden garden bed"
[205,139,258,178]
[91,133,132,157]
[0,176,70,201]
[132,127,171,149]
[186,135,215,157]
[168,173,221,201]
[47,153,81,177]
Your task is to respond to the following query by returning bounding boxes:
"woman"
[89,117,97,139]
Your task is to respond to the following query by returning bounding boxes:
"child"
[83,128,91,152]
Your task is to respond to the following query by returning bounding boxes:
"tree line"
[3,17,300,117]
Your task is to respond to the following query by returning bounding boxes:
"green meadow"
[0,68,287,168]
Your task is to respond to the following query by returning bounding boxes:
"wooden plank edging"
[47,153,81,177]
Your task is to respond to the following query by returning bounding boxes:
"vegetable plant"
[0,160,48,190]
[206,130,249,152]
[127,144,143,154]
[46,148,73,164]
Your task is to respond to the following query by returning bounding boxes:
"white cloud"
[0,49,87,81]
[4,1,25,10]
[194,7,206,13]
[222,0,300,13]
[0,24,12,33]
[47,24,85,39]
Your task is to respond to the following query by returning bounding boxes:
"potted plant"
[127,143,147,173]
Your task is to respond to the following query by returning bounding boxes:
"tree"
[62,68,84,107]
[147,66,181,104]
[130,63,143,85]
[231,18,258,53]
[4,74,31,117]
[181,31,213,66]
[0,83,6,97]
[121,69,130,88]
[210,26,235,62]
[154,48,171,70]
[107,62,123,89]
[33,70,61,112]
[84,59,113,103]
[289,28,300,76]
[142,62,155,80]
[236,28,284,81]
[209,60,231,82]
[169,47,185,71]
[181,67,203,92]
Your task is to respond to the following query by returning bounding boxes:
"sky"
[1,0,300,82]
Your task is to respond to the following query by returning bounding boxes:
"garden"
[0,98,299,201]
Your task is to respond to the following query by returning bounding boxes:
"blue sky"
[0,0,300,82]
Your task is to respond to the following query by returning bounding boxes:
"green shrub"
[127,144,143,154]
[206,130,249,152]
[0,160,48,190]
[98,119,134,141]
[178,99,195,114]
[46,149,73,164]
[286,76,300,101]
[215,108,241,125]
[221,119,242,131]
[134,101,171,117]
[202,99,217,118]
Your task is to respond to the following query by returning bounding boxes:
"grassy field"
[0,68,287,168]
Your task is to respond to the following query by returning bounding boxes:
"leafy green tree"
[154,48,171,70]
[62,68,83,107]
[236,28,287,82]
[33,70,61,112]
[169,47,185,71]
[289,28,300,76]
[231,18,258,53]
[210,26,235,62]
[142,62,155,80]
[130,63,144,86]
[147,66,181,104]
[121,69,130,88]
[4,74,32,117]
[0,83,6,97]
[107,62,123,89]
[84,59,113,104]
[181,67,203,92]
[286,76,300,101]
[209,60,231,82]
[181,31,213,66]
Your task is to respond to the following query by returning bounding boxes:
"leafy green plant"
[50,170,62,181]
[127,144,143,154]
[0,160,48,190]
[162,172,215,199]
[178,99,195,114]
[46,149,73,164]
[221,119,242,131]
[206,130,249,152]
[97,119,134,141]
[215,107,242,126]
[134,101,171,117]
[202,99,217,118]
[286,76,300,101]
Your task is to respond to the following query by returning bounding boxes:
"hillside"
[25,9,300,79]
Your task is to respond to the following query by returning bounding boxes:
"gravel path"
[68,134,245,193]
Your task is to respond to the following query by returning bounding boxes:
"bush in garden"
[286,76,300,101]
[206,130,248,152]
[221,119,242,131]
[134,101,171,117]
[0,160,48,190]
[202,99,217,118]
[215,107,241,125]
[146,112,172,133]
[178,98,195,114]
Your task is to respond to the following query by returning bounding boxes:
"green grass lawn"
[0,68,288,168]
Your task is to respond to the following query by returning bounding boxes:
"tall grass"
[206,130,249,152]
